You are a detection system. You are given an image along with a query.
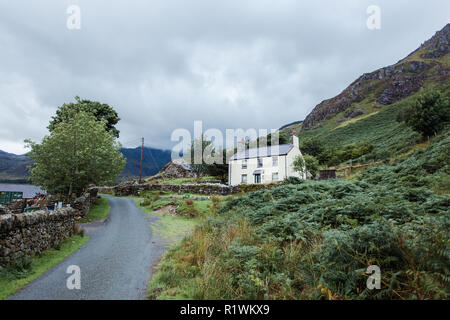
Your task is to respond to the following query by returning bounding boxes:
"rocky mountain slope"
[119,147,171,179]
[0,150,33,182]
[301,23,449,130]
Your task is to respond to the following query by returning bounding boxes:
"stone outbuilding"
[158,159,194,178]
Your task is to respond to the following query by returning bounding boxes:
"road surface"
[10,195,166,300]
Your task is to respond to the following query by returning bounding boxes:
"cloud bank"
[0,0,449,153]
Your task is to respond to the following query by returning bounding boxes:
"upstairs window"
[242,159,247,169]
[257,158,263,168]
[272,156,278,166]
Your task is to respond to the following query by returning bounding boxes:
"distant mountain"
[0,146,172,183]
[0,150,33,183]
[299,23,450,130]
[119,147,172,179]
[279,120,303,131]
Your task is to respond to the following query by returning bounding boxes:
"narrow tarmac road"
[10,195,166,300]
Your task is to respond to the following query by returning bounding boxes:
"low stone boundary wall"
[0,208,77,267]
[3,199,26,214]
[113,182,280,197]
[72,187,99,217]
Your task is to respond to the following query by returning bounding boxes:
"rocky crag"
[302,24,450,130]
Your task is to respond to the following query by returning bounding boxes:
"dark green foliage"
[264,132,290,146]
[317,141,374,166]
[150,85,449,300]
[283,176,303,185]
[403,90,449,138]
[168,129,450,299]
[190,136,228,182]
[298,87,440,165]
[300,137,325,157]
[293,154,319,177]
[48,96,121,138]
[0,253,33,280]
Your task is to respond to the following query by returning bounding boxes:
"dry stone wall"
[113,182,279,197]
[0,208,77,267]
[71,187,98,217]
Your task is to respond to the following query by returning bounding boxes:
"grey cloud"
[0,0,449,153]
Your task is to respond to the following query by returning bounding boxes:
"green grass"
[0,234,89,300]
[115,195,143,199]
[150,215,199,241]
[145,195,227,299]
[155,176,220,185]
[332,110,381,130]
[147,242,199,300]
[135,198,207,241]
[78,197,110,223]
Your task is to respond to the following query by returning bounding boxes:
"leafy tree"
[404,90,449,138]
[293,154,319,178]
[48,96,121,138]
[189,136,212,178]
[263,132,291,146]
[206,149,228,183]
[189,136,228,182]
[300,137,325,158]
[26,112,125,200]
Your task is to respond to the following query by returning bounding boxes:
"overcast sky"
[0,0,449,154]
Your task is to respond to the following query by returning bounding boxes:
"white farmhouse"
[228,135,306,186]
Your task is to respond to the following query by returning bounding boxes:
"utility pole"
[139,137,144,184]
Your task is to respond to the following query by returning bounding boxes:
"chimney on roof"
[237,137,246,153]
[290,130,299,149]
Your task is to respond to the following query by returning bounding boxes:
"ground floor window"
[254,174,261,184]
[272,172,279,181]
[241,174,247,184]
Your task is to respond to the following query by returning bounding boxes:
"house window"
[242,159,247,169]
[257,158,263,168]
[254,174,261,184]
[272,172,279,181]
[241,174,247,184]
[272,156,278,166]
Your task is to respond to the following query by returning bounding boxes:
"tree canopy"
[404,90,449,138]
[26,112,125,199]
[189,136,228,182]
[48,96,121,138]
[293,154,319,178]
[299,137,325,158]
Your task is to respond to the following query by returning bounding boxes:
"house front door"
[254,174,261,184]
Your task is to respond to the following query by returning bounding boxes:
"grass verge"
[0,234,89,300]
[135,198,206,241]
[143,196,225,299]
[78,197,110,223]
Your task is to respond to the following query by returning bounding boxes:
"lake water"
[0,183,45,198]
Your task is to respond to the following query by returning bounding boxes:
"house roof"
[230,144,293,160]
